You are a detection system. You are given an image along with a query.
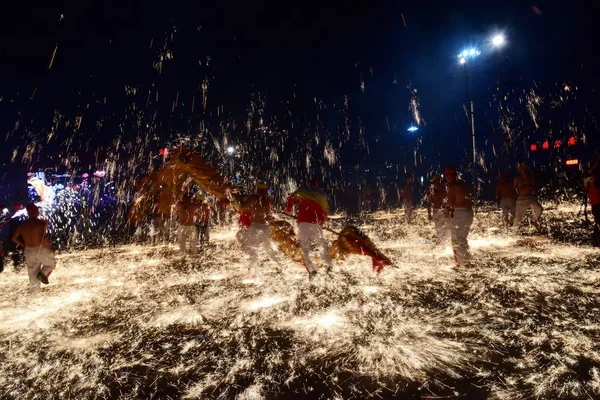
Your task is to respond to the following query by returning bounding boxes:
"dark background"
[0,0,597,203]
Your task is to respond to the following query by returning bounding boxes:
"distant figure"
[402,178,414,222]
[514,164,543,230]
[286,178,331,279]
[240,182,281,269]
[585,160,600,246]
[177,194,201,254]
[11,204,56,293]
[6,203,27,270]
[195,199,211,246]
[445,166,474,268]
[496,170,517,228]
[359,181,371,213]
[0,204,8,273]
[428,175,450,245]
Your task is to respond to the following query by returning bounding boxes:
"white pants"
[515,197,542,225]
[451,209,473,267]
[241,223,280,266]
[178,225,198,254]
[298,222,331,273]
[152,216,167,244]
[500,198,516,227]
[432,209,450,245]
[404,200,413,221]
[24,246,56,292]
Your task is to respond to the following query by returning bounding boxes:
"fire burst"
[0,204,599,399]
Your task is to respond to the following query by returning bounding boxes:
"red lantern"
[530,144,538,152]
[568,136,576,146]
[554,140,562,149]
[542,141,549,150]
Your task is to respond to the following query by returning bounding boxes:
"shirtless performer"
[514,164,543,230]
[445,166,473,268]
[177,194,201,254]
[496,170,517,228]
[428,175,450,245]
[241,182,281,269]
[11,203,56,292]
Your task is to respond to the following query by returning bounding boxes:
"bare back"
[447,180,473,209]
[514,175,535,198]
[496,180,516,199]
[13,218,50,248]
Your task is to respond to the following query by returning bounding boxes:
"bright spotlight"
[407,126,419,132]
[469,49,476,56]
[226,146,235,154]
[492,34,505,47]
[459,57,466,65]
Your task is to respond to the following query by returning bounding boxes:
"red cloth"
[286,193,328,226]
[238,210,252,228]
[197,205,211,222]
[588,177,600,206]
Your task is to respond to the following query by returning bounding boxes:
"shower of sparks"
[1,204,599,399]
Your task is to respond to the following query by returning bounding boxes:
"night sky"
[0,1,596,188]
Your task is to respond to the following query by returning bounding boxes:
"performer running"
[428,175,450,245]
[496,170,517,228]
[195,197,211,247]
[514,163,543,230]
[445,166,474,268]
[286,178,331,279]
[240,182,281,269]
[585,159,600,246]
[177,194,201,254]
[11,204,56,293]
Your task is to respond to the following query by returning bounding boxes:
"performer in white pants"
[24,246,57,293]
[514,164,543,229]
[444,166,474,268]
[286,179,332,279]
[11,204,56,293]
[297,222,331,275]
[428,175,450,245]
[451,208,474,266]
[240,182,282,270]
[177,194,201,254]
[178,225,198,254]
[245,222,281,266]
[496,170,517,228]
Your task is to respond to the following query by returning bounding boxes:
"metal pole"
[470,100,476,165]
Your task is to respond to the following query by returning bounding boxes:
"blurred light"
[530,144,538,152]
[566,159,579,166]
[554,140,562,149]
[226,146,235,154]
[469,49,476,56]
[568,136,576,146]
[459,57,466,65]
[492,34,505,47]
[407,126,419,132]
[542,141,549,150]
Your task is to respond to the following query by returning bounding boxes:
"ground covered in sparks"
[1,203,599,399]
